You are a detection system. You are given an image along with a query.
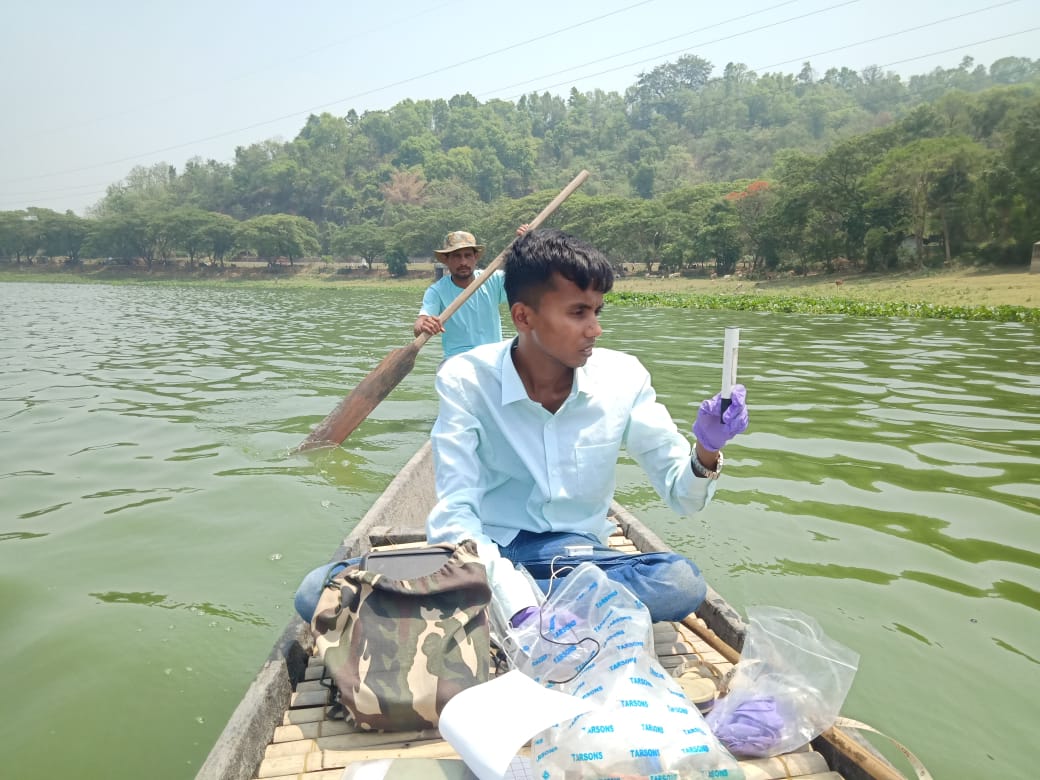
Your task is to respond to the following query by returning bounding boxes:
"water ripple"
[88,591,270,626]
[2,282,1037,780]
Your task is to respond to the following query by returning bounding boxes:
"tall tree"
[330,222,388,264]
[867,136,984,264]
[0,210,38,261]
[30,208,90,263]
[205,212,240,266]
[239,214,320,267]
[724,181,779,273]
[164,207,220,265]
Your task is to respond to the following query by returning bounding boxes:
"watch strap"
[691,449,724,480]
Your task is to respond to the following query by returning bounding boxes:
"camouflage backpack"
[311,540,492,732]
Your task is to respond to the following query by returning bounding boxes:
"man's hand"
[692,384,749,452]
[413,314,445,337]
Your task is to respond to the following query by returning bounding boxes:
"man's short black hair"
[504,229,614,307]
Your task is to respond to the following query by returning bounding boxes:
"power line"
[492,0,1031,101]
[880,26,1040,68]
[490,3,1032,112]
[0,0,659,186]
[5,180,115,197]
[490,0,861,100]
[2,3,1034,207]
[752,0,1021,71]
[3,0,816,194]
[0,188,109,210]
[476,0,803,98]
[20,1,463,144]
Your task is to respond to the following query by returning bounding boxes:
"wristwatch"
[691,449,724,480]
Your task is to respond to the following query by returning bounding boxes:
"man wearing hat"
[413,230,508,360]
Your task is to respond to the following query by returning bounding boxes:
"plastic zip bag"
[513,562,744,780]
[705,606,859,758]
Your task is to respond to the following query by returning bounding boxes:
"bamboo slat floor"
[254,530,847,780]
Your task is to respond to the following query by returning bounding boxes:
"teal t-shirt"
[419,270,507,358]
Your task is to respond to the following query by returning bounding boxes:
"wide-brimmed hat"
[434,230,485,259]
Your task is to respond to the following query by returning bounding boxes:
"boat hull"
[197,441,903,780]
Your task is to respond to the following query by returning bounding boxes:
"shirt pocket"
[571,441,619,501]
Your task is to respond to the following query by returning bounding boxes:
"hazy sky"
[2,0,1037,215]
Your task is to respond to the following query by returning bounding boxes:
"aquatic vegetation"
[606,291,1039,323]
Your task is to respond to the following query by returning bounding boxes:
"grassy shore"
[618,265,1040,308]
[2,260,1038,322]
[608,266,1040,323]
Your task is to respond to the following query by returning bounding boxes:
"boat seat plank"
[322,741,462,764]
[257,748,842,780]
[258,772,343,780]
[272,719,356,743]
[259,742,464,778]
[282,706,329,726]
[263,738,318,760]
[295,679,325,692]
[264,729,444,760]
[740,751,830,779]
[290,689,330,709]
[258,751,327,777]
[652,623,734,674]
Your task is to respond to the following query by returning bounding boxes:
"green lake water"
[1,281,1036,779]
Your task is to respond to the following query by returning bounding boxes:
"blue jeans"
[498,530,705,623]
[294,558,356,623]
[293,531,705,624]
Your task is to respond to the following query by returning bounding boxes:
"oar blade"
[296,342,421,452]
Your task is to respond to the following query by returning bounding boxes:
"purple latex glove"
[513,605,597,684]
[692,384,748,451]
[509,606,539,628]
[510,605,582,639]
[707,695,785,757]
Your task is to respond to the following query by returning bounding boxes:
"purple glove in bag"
[708,696,786,755]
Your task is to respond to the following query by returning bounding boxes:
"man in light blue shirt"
[290,229,748,626]
[414,231,507,359]
[427,229,749,624]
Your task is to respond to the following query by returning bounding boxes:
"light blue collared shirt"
[427,339,714,560]
[419,269,507,358]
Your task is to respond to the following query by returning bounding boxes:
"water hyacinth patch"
[606,291,1039,323]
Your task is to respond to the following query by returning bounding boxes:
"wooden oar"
[296,170,590,452]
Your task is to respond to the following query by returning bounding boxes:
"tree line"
[1,54,1037,276]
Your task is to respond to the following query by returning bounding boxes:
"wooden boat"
[197,441,910,780]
